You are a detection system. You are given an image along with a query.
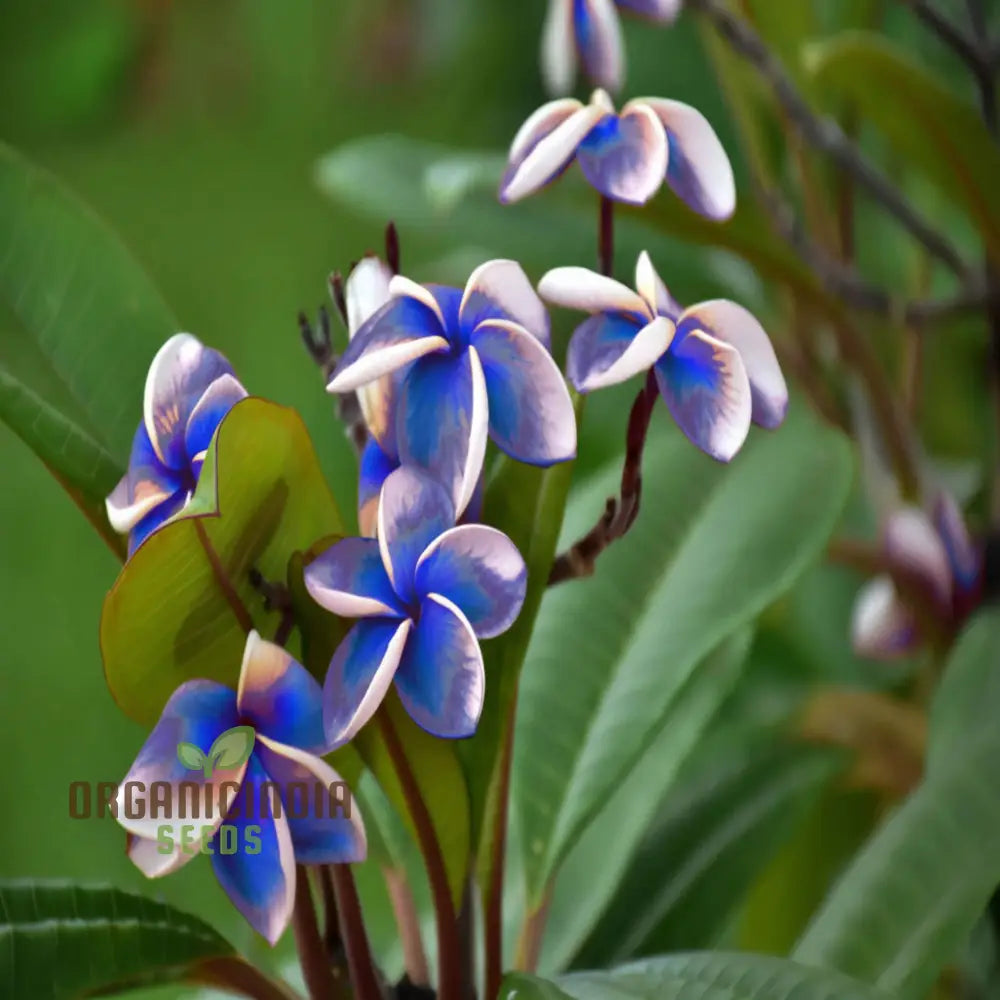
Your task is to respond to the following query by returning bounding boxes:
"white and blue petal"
[654,328,752,462]
[106,422,181,534]
[185,373,248,469]
[934,492,980,593]
[541,0,577,96]
[633,97,736,220]
[538,266,650,318]
[127,488,189,556]
[573,0,625,94]
[414,525,527,639]
[236,631,326,754]
[396,350,489,521]
[851,576,920,660]
[323,618,412,748]
[358,437,399,538]
[327,296,450,395]
[394,594,485,739]
[144,333,234,471]
[617,0,682,20]
[566,313,673,392]
[211,754,296,945]
[576,103,668,205]
[254,735,366,866]
[678,301,787,429]
[114,680,242,842]
[884,507,952,611]
[305,537,405,619]
[634,250,681,320]
[127,832,193,879]
[461,260,551,347]
[473,319,577,465]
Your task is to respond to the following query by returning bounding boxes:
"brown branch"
[384,867,431,986]
[329,864,383,1000]
[293,867,341,1000]
[194,518,253,633]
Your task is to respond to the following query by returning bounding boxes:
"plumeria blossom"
[106,333,247,556]
[499,88,734,219]
[541,0,683,96]
[115,631,366,944]
[304,466,527,743]
[851,493,983,659]
[326,259,576,517]
[539,251,787,462]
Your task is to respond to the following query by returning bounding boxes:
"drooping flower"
[304,466,527,743]
[499,88,734,220]
[105,333,247,556]
[851,494,983,659]
[539,251,786,462]
[115,631,365,944]
[326,259,577,517]
[541,0,683,97]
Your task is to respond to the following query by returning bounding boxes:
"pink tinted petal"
[127,832,194,878]
[567,313,673,392]
[542,0,577,95]
[679,301,787,429]
[884,508,952,609]
[255,735,366,865]
[473,320,577,465]
[618,0,682,19]
[574,0,625,93]
[106,422,179,533]
[461,259,551,347]
[323,618,412,747]
[634,251,681,319]
[654,328,752,462]
[634,97,736,220]
[304,537,404,619]
[851,576,920,660]
[358,436,399,538]
[934,492,980,592]
[576,104,668,205]
[538,266,650,317]
[184,374,248,465]
[395,594,485,739]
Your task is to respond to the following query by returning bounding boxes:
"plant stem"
[377,711,463,1000]
[329,864,383,1000]
[384,866,431,986]
[317,865,343,960]
[514,894,552,974]
[598,195,615,277]
[194,518,253,632]
[192,956,301,1000]
[292,868,341,1000]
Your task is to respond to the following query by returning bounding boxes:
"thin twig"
[329,864,383,1000]
[248,567,296,645]
[293,867,340,1000]
[907,0,986,71]
[384,867,431,987]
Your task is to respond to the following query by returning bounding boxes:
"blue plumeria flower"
[539,252,787,462]
[304,466,528,742]
[542,0,682,96]
[105,333,247,556]
[851,493,984,660]
[115,631,366,944]
[327,259,577,517]
[499,88,735,219]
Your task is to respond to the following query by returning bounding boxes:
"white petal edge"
[509,97,583,161]
[128,833,194,879]
[346,257,394,337]
[461,259,550,345]
[459,345,490,516]
[538,266,651,317]
[541,0,576,97]
[142,333,202,465]
[105,474,170,533]
[634,250,682,319]
[327,334,449,394]
[388,275,447,329]
[851,575,917,660]
[303,557,400,619]
[578,315,674,391]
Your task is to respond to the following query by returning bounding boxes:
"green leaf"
[101,397,344,725]
[804,32,1000,264]
[208,725,256,772]
[0,880,233,999]
[793,610,1000,997]
[503,953,896,1000]
[514,406,853,905]
[0,143,177,516]
[175,742,206,771]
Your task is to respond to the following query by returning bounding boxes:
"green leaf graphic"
[176,742,207,772]
[207,726,255,777]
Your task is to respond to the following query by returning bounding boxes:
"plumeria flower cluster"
[540,251,787,461]
[851,493,984,659]
[542,0,683,96]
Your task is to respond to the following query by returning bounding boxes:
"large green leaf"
[793,611,1000,997]
[804,32,1000,264]
[0,143,177,516]
[503,953,896,1000]
[100,396,344,724]
[514,406,853,905]
[0,880,233,999]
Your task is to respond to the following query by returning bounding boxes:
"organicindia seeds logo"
[176,724,255,777]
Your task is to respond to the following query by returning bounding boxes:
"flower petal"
[237,631,326,754]
[541,0,577,96]
[323,618,412,747]
[654,328,752,462]
[576,104,668,205]
[346,256,394,337]
[537,266,650,318]
[415,525,527,639]
[127,832,194,878]
[127,488,188,557]
[396,350,488,520]
[851,576,919,659]
[567,313,672,392]
[634,250,681,319]
[573,0,625,93]
[254,735,367,865]
[358,436,399,538]
[113,680,242,842]
[934,492,980,592]
[395,594,485,739]
[633,97,736,220]
[678,301,787,429]
[106,422,180,534]
[884,507,952,609]
[305,537,404,619]
[500,102,607,204]
[617,0,682,19]
[144,333,234,469]
[327,296,449,395]
[461,259,551,347]
[473,319,577,465]
[388,275,451,331]
[185,374,248,466]
[211,754,296,945]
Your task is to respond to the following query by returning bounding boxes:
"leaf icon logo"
[176,726,255,778]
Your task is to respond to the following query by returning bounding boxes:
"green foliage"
[101,397,344,724]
